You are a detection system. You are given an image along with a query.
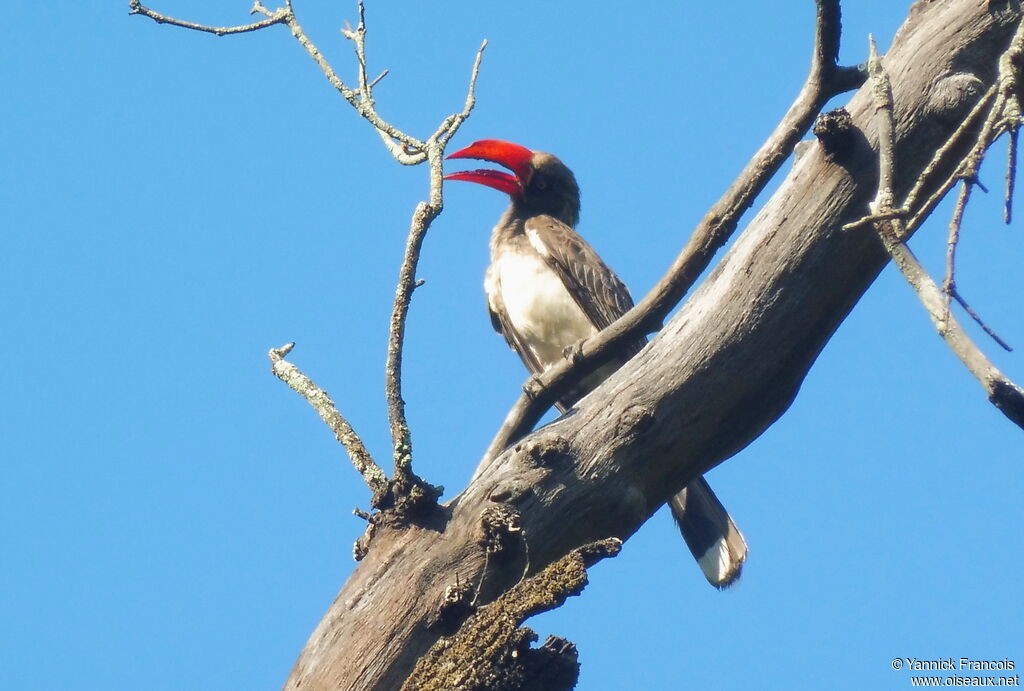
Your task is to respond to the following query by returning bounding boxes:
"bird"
[444,139,748,588]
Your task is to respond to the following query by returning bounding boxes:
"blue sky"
[2,2,1020,689]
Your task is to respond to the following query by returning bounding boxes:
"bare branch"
[342,1,373,106]
[281,8,425,155]
[867,35,896,214]
[942,179,972,312]
[949,288,1014,352]
[128,0,288,35]
[1004,47,1022,224]
[384,39,485,482]
[434,40,488,151]
[428,40,488,202]
[250,1,277,19]
[913,17,1024,231]
[1006,124,1019,223]
[385,202,439,482]
[269,343,390,505]
[134,1,488,504]
[130,0,426,159]
[480,0,866,468]
[876,241,1024,430]
[860,29,1024,432]
[280,7,1022,686]
[902,85,997,231]
[841,208,905,232]
[921,19,1024,350]
[375,131,428,166]
[368,68,389,89]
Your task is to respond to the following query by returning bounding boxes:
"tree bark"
[285,2,1019,688]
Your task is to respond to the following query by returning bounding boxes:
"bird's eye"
[535,177,547,190]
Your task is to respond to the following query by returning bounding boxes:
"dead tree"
[130,0,1022,688]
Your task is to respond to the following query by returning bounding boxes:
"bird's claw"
[562,341,584,364]
[523,375,544,399]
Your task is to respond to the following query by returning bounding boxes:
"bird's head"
[445,139,580,227]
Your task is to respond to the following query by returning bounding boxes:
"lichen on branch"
[401,539,621,691]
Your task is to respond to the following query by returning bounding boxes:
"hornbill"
[445,139,748,588]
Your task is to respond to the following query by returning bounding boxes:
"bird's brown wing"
[525,217,746,587]
[523,215,644,358]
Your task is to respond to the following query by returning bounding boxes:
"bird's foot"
[522,375,545,399]
[562,340,585,364]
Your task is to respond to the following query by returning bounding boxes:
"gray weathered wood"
[285,2,1019,688]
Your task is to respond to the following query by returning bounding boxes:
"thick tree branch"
[283,4,1020,688]
[401,539,621,691]
[269,343,389,505]
[481,0,866,467]
[133,1,1022,688]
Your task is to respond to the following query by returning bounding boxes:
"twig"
[902,19,1024,235]
[281,7,425,160]
[1006,124,1018,224]
[340,2,373,107]
[880,242,1024,429]
[914,20,1024,231]
[1004,46,1021,224]
[942,180,972,314]
[131,0,426,163]
[250,1,275,19]
[902,85,997,234]
[926,18,1024,347]
[949,288,1014,352]
[385,41,486,481]
[134,1,487,505]
[269,343,390,504]
[861,33,1024,432]
[841,209,906,232]
[368,69,389,90]
[859,22,1020,353]
[479,0,866,469]
[848,86,1003,237]
[128,0,288,35]
[385,202,439,481]
[429,41,488,202]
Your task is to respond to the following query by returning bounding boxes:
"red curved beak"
[444,139,534,198]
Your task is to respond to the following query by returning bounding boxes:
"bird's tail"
[669,477,748,589]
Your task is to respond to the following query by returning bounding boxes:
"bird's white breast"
[488,250,597,369]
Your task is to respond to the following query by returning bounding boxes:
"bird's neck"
[490,200,577,255]
[489,208,523,260]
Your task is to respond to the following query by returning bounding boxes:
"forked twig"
[859,33,1024,431]
[385,43,485,484]
[133,0,487,505]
